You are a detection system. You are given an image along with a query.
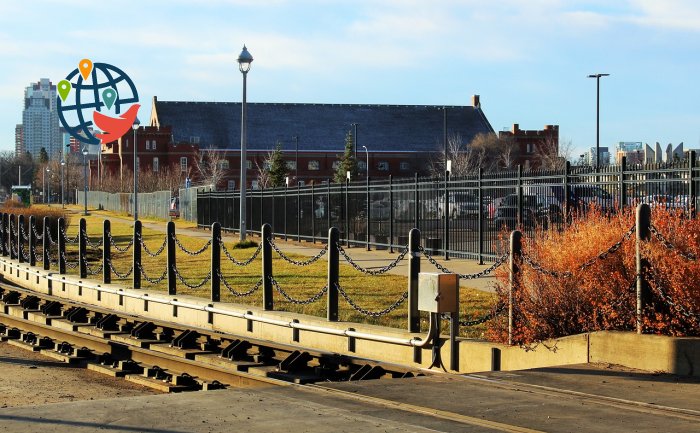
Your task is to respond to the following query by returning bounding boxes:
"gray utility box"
[417,272,459,313]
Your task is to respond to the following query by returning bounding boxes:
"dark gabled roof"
[150,98,494,153]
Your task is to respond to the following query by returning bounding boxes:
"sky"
[2,0,699,160]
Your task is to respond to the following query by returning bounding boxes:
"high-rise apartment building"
[21,78,61,159]
[14,124,24,155]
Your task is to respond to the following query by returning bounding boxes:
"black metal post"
[516,165,523,228]
[414,173,419,230]
[262,223,273,310]
[284,184,288,241]
[297,182,301,242]
[103,220,111,284]
[133,220,141,289]
[477,168,484,265]
[8,214,15,260]
[28,215,36,266]
[344,179,350,247]
[689,150,696,218]
[1,213,7,256]
[42,216,50,271]
[619,156,627,210]
[444,170,450,260]
[167,221,176,296]
[508,230,522,346]
[366,175,371,251]
[311,183,316,243]
[326,179,331,237]
[78,217,87,279]
[389,175,394,253]
[408,228,421,332]
[211,222,221,303]
[636,203,651,334]
[58,217,66,275]
[327,227,339,321]
[563,161,570,220]
[17,214,24,263]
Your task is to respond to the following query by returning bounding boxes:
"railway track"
[0,279,424,393]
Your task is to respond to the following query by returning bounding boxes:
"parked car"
[437,192,483,219]
[169,197,180,218]
[494,194,562,230]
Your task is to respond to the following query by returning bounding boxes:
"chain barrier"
[31,224,43,240]
[33,245,43,263]
[172,233,211,256]
[83,256,104,276]
[579,225,636,270]
[61,227,79,244]
[269,239,327,266]
[605,276,638,311]
[456,302,506,327]
[82,229,104,249]
[173,266,212,289]
[337,243,407,275]
[137,262,167,285]
[419,246,509,280]
[46,228,57,246]
[109,233,134,253]
[61,252,79,269]
[19,223,29,242]
[649,225,697,261]
[269,276,328,305]
[220,240,262,267]
[335,282,408,317]
[522,255,574,278]
[19,245,30,262]
[652,284,700,321]
[218,271,262,297]
[108,259,134,279]
[138,233,167,257]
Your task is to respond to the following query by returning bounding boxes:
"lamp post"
[60,159,65,209]
[42,168,46,204]
[587,73,610,170]
[82,146,89,215]
[237,44,253,241]
[362,145,369,180]
[132,118,140,220]
[46,167,51,206]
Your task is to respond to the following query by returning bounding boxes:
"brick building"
[498,123,559,169]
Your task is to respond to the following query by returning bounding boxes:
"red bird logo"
[93,104,140,144]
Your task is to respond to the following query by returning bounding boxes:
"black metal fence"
[197,155,699,261]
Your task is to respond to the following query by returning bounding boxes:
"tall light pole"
[362,145,369,180]
[46,167,51,206]
[60,158,65,209]
[82,146,89,215]
[42,168,46,204]
[587,73,609,169]
[237,44,253,241]
[132,118,140,220]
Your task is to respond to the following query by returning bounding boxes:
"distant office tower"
[15,124,24,155]
[21,78,61,159]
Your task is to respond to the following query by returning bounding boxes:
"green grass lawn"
[31,205,497,338]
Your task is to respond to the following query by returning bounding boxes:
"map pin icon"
[78,58,93,81]
[57,80,72,102]
[102,87,118,110]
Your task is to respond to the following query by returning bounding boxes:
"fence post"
[366,175,371,251]
[563,161,570,220]
[478,168,484,265]
[43,217,50,270]
[326,179,331,237]
[103,220,111,284]
[619,156,627,210]
[28,216,36,266]
[389,175,394,253]
[167,221,176,296]
[516,165,523,228]
[284,184,288,241]
[344,179,350,247]
[58,217,66,275]
[260,184,264,234]
[689,150,696,219]
[262,223,273,310]
[327,227,339,322]
[1,213,6,257]
[311,183,316,244]
[414,173,419,230]
[79,218,87,278]
[133,220,141,289]
[297,182,301,242]
[211,222,221,303]
[508,230,522,346]
[17,214,24,263]
[636,203,651,334]
[8,214,15,260]
[408,228,421,332]
[444,169,450,260]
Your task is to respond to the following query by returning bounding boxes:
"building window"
[331,160,341,170]
[400,161,410,171]
[308,160,320,171]
[227,180,235,190]
[286,160,296,170]
[153,157,159,172]
[358,160,367,171]
[526,143,533,154]
[263,161,271,171]
[180,157,188,172]
[144,140,150,150]
[190,136,200,144]
[246,160,252,169]
[251,180,259,190]
[217,160,229,170]
[136,157,140,170]
[150,140,156,151]
[377,161,389,171]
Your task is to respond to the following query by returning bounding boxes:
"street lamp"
[46,167,51,206]
[82,146,89,215]
[587,73,610,170]
[362,145,369,180]
[132,118,140,220]
[60,159,65,209]
[237,44,253,241]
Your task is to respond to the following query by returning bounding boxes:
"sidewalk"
[80,208,501,293]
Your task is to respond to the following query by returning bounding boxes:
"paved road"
[0,363,696,433]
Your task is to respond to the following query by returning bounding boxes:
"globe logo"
[57,59,140,146]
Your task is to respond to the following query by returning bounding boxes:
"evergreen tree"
[334,129,358,183]
[268,143,288,188]
[38,147,49,164]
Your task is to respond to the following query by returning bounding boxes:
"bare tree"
[430,133,485,178]
[537,135,571,171]
[192,148,227,189]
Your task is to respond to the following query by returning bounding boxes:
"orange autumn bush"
[487,206,700,345]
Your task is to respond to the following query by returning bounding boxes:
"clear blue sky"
[2,0,699,159]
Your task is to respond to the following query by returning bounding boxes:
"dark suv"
[494,194,562,230]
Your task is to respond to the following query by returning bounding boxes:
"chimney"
[472,94,480,108]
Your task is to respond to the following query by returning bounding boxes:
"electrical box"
[418,272,459,313]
